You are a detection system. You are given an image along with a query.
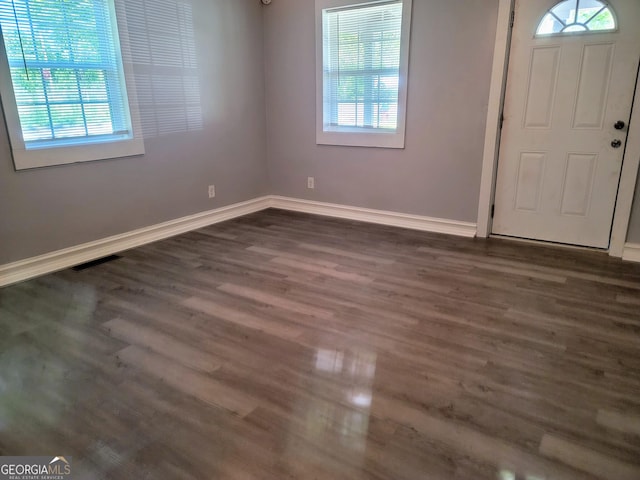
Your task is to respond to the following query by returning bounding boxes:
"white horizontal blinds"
[0,0,131,147]
[323,0,403,130]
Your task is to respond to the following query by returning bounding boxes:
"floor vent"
[72,255,122,271]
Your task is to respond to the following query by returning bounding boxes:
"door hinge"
[491,204,495,219]
[499,113,504,130]
[510,10,515,28]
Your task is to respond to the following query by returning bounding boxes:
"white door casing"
[492,0,640,248]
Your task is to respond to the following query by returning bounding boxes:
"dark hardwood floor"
[1,209,640,479]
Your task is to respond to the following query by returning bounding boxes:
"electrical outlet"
[208,185,216,198]
[307,177,315,189]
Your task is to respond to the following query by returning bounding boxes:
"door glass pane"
[564,24,587,32]
[537,13,564,35]
[585,9,615,30]
[550,0,576,25]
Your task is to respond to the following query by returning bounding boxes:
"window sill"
[11,138,145,171]
[316,129,406,149]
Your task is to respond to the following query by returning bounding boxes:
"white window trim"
[315,0,412,149]
[0,0,144,171]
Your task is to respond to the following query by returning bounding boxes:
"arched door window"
[536,0,616,36]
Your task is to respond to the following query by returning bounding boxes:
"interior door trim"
[610,60,640,256]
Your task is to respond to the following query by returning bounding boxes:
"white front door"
[492,0,640,248]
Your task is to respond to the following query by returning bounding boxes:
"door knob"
[611,139,622,148]
[614,121,626,130]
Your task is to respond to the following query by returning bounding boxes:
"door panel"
[515,152,546,212]
[560,153,596,216]
[492,0,640,248]
[524,47,561,129]
[572,43,614,129]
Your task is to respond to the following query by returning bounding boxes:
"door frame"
[477,0,640,258]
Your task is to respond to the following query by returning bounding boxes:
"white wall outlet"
[208,185,216,198]
[307,177,315,189]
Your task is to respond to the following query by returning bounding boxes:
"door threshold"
[489,234,608,253]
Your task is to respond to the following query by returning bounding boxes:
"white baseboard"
[0,196,271,287]
[0,195,477,287]
[269,196,477,238]
[622,243,640,263]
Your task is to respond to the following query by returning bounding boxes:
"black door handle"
[611,139,622,148]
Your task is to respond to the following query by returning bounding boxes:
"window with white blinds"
[0,0,143,170]
[316,0,412,148]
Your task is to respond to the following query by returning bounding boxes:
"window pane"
[17,105,52,141]
[378,76,399,101]
[377,103,397,129]
[45,69,81,103]
[338,41,360,71]
[50,104,85,138]
[84,104,114,135]
[338,103,357,126]
[79,70,109,102]
[337,75,358,103]
[10,68,46,104]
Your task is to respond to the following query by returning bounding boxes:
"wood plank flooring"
[1,208,640,479]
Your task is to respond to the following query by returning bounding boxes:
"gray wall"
[0,0,268,264]
[264,0,499,222]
